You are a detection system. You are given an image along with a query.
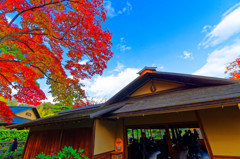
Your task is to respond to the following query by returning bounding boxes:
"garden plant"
[36,146,89,159]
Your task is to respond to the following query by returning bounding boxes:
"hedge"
[0,129,29,142]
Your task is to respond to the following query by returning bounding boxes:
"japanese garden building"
[8,67,240,159]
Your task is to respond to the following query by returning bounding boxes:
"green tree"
[37,102,55,118]
[52,103,72,114]
[0,96,32,106]
[37,102,72,118]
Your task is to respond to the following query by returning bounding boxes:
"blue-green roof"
[12,116,31,124]
[8,106,35,114]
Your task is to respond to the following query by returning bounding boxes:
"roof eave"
[6,115,90,129]
[109,97,240,118]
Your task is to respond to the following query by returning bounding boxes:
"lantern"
[115,138,123,152]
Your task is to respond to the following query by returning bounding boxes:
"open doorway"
[126,124,209,159]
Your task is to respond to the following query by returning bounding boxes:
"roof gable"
[104,71,238,106]
[130,79,185,97]
[8,106,40,119]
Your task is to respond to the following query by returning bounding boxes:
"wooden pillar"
[165,125,175,159]
[123,119,128,159]
[91,120,96,159]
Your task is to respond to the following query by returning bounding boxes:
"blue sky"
[10,0,240,102]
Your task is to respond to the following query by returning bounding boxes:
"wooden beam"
[213,155,240,159]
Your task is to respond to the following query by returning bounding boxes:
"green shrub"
[36,146,89,159]
[0,129,29,142]
[0,147,24,159]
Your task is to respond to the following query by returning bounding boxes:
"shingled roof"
[111,83,240,116]
[7,102,124,129]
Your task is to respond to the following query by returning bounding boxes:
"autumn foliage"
[226,58,240,80]
[0,0,113,122]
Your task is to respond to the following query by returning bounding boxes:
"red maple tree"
[0,0,113,123]
[226,58,240,80]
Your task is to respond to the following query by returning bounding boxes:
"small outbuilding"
[1,106,40,127]
[8,67,240,159]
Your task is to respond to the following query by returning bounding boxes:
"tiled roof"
[113,83,240,114]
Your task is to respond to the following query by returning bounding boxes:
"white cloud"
[104,1,132,18]
[201,25,212,33]
[152,64,164,70]
[194,41,240,77]
[82,67,140,99]
[6,16,12,23]
[104,1,116,18]
[118,1,132,15]
[42,95,56,103]
[117,37,131,52]
[11,88,17,95]
[200,3,240,47]
[111,62,124,72]
[159,66,164,69]
[181,51,194,60]
[79,59,88,65]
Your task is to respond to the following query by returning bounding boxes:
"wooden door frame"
[195,110,213,159]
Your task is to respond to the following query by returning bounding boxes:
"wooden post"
[91,120,96,159]
[165,125,175,159]
[123,119,128,159]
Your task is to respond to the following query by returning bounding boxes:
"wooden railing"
[0,141,26,149]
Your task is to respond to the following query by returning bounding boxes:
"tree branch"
[0,60,21,62]
[61,21,81,40]
[30,64,60,84]
[7,0,83,28]
[5,38,34,52]
[0,72,14,87]
[0,28,41,44]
